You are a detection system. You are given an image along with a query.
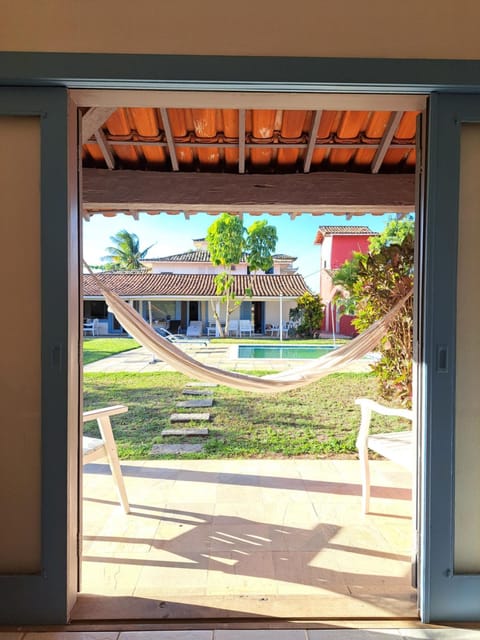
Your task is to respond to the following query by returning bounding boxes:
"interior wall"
[0,116,41,573]
[454,124,480,572]
[2,0,480,59]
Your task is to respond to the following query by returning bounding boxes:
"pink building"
[314,225,377,337]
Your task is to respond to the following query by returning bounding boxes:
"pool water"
[238,344,337,359]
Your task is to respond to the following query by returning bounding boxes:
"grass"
[83,370,411,460]
[83,337,141,365]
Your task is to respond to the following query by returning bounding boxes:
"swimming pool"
[237,344,337,359]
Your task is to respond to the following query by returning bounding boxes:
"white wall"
[264,300,297,327]
[148,262,249,275]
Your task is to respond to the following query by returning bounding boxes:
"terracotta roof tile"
[316,225,375,235]
[144,250,296,264]
[83,272,308,299]
[314,225,377,244]
[144,250,213,263]
[82,107,418,175]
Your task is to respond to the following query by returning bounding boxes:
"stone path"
[161,428,210,437]
[151,383,219,455]
[151,443,205,454]
[176,398,213,408]
[170,412,211,422]
[182,389,214,396]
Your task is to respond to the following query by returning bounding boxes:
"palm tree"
[102,229,155,270]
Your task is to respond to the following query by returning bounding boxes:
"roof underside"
[80,95,422,219]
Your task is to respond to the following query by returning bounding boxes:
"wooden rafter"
[94,128,115,170]
[238,108,246,174]
[371,111,404,174]
[303,110,322,173]
[81,107,116,144]
[159,108,179,171]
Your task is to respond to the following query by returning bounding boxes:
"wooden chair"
[83,404,130,514]
[355,397,414,513]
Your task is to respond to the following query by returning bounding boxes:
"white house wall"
[150,262,249,275]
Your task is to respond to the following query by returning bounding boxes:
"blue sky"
[82,212,404,292]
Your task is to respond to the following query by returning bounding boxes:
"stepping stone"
[170,412,211,422]
[161,428,209,437]
[151,443,205,455]
[182,389,214,396]
[176,398,213,408]
[185,382,218,387]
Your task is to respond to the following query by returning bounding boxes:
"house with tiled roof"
[83,239,308,335]
[314,225,378,336]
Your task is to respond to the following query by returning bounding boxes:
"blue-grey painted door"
[420,93,480,622]
[239,300,252,320]
[0,88,79,624]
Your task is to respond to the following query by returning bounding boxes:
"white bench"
[355,397,414,514]
[83,404,130,514]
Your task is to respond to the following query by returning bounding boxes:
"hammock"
[85,265,411,394]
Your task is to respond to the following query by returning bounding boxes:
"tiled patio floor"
[76,458,416,621]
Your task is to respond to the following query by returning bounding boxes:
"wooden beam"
[371,111,404,174]
[81,107,116,144]
[85,138,414,150]
[159,108,179,171]
[72,90,427,112]
[94,128,115,170]
[82,168,415,215]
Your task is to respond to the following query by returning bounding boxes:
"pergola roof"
[79,92,423,220]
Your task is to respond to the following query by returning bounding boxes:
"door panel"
[420,94,480,621]
[0,89,80,624]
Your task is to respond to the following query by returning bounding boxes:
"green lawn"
[83,370,410,459]
[83,337,141,365]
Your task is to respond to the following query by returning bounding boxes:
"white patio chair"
[83,318,99,336]
[265,322,279,337]
[239,319,253,337]
[83,404,130,514]
[186,320,203,337]
[355,397,414,514]
[206,322,217,337]
[228,319,239,336]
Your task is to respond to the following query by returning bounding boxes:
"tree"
[289,292,324,337]
[102,229,155,270]
[206,213,278,336]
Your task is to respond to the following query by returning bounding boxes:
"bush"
[290,292,325,337]
[353,234,414,405]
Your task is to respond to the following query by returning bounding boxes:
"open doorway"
[76,90,424,622]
